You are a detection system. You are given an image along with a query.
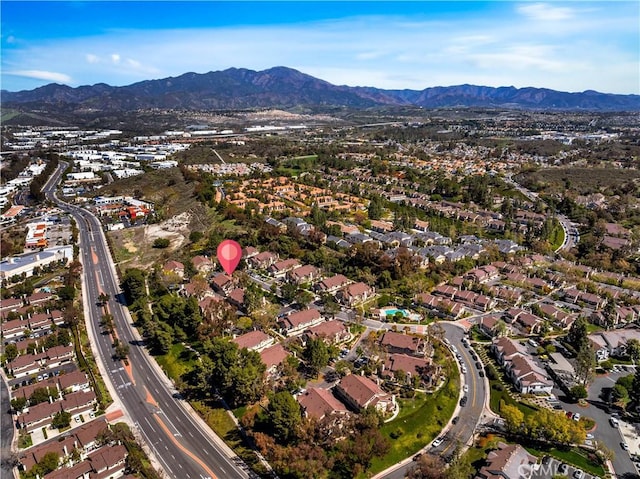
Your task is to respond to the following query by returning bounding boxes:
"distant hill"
[2,66,639,112]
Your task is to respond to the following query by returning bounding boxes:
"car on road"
[573,469,584,479]
[460,396,468,407]
[463,384,469,393]
[610,417,619,427]
[432,437,444,448]
[621,442,629,451]
[478,370,485,378]
[461,365,467,374]
[558,463,569,475]
[475,361,482,369]
[413,453,423,461]
[585,433,594,440]
[452,416,459,425]
[572,412,581,421]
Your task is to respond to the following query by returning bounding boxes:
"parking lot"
[530,456,597,479]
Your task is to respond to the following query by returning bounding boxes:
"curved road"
[361,320,489,479]
[45,162,249,479]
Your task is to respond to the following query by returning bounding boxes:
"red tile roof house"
[335,374,395,414]
[1,317,30,341]
[314,274,351,294]
[259,343,289,377]
[242,246,259,259]
[17,400,62,432]
[163,260,185,278]
[304,320,351,345]
[211,273,235,294]
[297,387,350,421]
[232,330,275,352]
[288,264,321,285]
[227,288,245,309]
[474,442,537,479]
[505,354,553,394]
[57,370,91,393]
[191,255,214,274]
[381,353,436,387]
[268,258,301,278]
[248,251,278,269]
[0,297,23,313]
[379,331,426,356]
[11,378,60,403]
[26,291,54,306]
[44,444,127,479]
[28,312,54,335]
[478,314,507,338]
[278,309,324,336]
[43,345,75,368]
[339,282,375,306]
[490,337,527,367]
[19,434,77,473]
[7,352,47,378]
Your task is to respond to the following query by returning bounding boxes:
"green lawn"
[155,343,197,380]
[366,375,459,476]
[526,446,606,477]
[488,380,539,417]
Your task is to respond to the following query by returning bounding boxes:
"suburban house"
[474,442,537,479]
[297,387,350,421]
[163,260,185,278]
[212,273,235,295]
[339,282,375,306]
[381,353,435,387]
[315,274,351,294]
[478,314,507,338]
[491,338,552,394]
[304,320,351,345]
[279,309,324,336]
[288,264,321,284]
[335,374,394,413]
[232,330,274,352]
[259,343,289,376]
[248,251,279,270]
[269,258,301,278]
[379,331,426,356]
[191,255,214,274]
[589,328,640,362]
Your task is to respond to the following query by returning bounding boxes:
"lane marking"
[153,413,219,479]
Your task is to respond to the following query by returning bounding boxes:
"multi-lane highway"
[45,162,249,479]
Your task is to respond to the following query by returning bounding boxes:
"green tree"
[52,411,71,429]
[121,268,147,305]
[29,387,55,406]
[501,403,524,434]
[37,451,60,475]
[575,343,596,386]
[153,238,170,248]
[10,396,27,412]
[4,343,18,362]
[611,384,629,404]
[304,337,330,377]
[569,384,588,401]
[267,391,302,445]
[629,369,640,404]
[567,317,589,352]
[626,338,640,363]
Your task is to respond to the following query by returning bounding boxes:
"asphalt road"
[1,373,15,479]
[46,162,250,479]
[553,372,639,478]
[367,321,488,479]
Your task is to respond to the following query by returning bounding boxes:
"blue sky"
[1,1,638,94]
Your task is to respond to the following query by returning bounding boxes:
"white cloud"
[8,69,72,83]
[6,35,16,44]
[517,3,575,21]
[111,53,120,64]
[86,54,99,64]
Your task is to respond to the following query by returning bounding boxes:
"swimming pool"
[384,308,409,317]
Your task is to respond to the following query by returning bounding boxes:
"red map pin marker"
[217,239,242,275]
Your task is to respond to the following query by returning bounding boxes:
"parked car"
[479,371,485,378]
[558,463,569,474]
[432,437,444,448]
[610,417,620,427]
[460,396,468,407]
[463,384,469,393]
[452,416,459,425]
[573,412,581,421]
[621,442,629,451]
[573,470,584,479]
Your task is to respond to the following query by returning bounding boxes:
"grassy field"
[520,168,640,195]
[366,374,459,476]
[154,343,197,380]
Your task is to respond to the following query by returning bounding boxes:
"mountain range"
[2,66,639,112]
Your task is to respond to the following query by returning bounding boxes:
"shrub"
[153,238,170,248]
